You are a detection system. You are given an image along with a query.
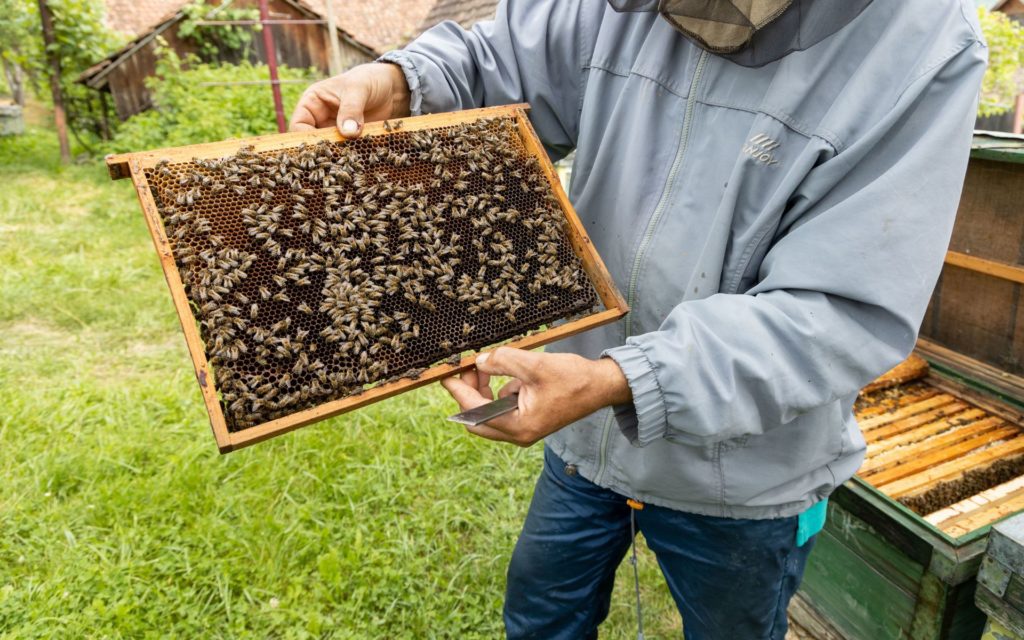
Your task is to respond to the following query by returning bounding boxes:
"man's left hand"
[441,348,632,446]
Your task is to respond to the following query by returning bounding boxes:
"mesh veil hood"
[607,0,874,67]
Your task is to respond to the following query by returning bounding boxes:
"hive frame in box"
[106,104,629,453]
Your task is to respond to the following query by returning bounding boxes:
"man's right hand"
[288,63,412,138]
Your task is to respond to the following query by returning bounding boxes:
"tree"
[0,0,39,105]
[39,0,70,161]
[978,7,1024,118]
[0,0,123,140]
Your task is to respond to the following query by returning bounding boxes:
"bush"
[978,7,1024,118]
[108,47,316,153]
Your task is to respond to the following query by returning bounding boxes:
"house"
[80,0,381,121]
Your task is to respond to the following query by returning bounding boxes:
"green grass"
[0,129,681,638]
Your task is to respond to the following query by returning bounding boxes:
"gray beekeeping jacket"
[381,0,987,519]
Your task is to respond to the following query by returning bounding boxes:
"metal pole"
[258,0,287,133]
[37,0,71,162]
[323,0,343,75]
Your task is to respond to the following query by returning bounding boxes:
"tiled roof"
[103,0,191,37]
[305,0,437,53]
[419,0,498,31]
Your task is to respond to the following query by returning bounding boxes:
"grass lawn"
[0,129,681,638]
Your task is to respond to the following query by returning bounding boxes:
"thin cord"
[629,504,645,640]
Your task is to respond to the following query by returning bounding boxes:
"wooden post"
[98,91,112,141]
[1013,93,1023,136]
[323,0,343,76]
[37,0,71,163]
[258,0,287,133]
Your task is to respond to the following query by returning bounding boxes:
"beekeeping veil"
[607,0,874,67]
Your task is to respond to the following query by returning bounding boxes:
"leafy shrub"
[178,0,260,60]
[108,47,316,153]
[978,7,1024,118]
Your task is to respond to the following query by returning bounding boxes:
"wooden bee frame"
[107,104,628,453]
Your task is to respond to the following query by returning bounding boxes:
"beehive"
[793,137,1024,640]
[107,105,627,452]
[798,355,1024,640]
[974,513,1024,639]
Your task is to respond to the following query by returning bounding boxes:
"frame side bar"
[128,158,234,452]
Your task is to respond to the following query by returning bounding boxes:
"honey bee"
[403,367,426,380]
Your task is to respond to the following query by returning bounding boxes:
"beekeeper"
[290,1,987,637]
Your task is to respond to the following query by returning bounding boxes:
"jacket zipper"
[595,50,708,485]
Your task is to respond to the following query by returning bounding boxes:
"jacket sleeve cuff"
[376,51,425,116]
[601,344,668,447]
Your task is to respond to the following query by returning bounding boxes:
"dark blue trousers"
[504,447,816,640]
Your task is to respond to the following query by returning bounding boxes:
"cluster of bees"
[149,117,598,431]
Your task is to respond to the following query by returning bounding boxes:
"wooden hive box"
[107,104,627,452]
[794,135,1024,640]
[974,513,1024,639]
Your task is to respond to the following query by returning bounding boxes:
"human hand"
[289,62,411,137]
[441,348,632,447]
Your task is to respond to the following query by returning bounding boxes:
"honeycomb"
[145,116,600,431]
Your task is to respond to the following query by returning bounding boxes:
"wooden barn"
[79,0,376,121]
[78,0,503,123]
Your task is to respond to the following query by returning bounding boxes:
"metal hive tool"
[107,104,628,452]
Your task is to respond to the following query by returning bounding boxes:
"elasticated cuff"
[601,344,668,447]
[377,51,425,116]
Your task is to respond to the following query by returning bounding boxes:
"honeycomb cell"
[147,116,600,432]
